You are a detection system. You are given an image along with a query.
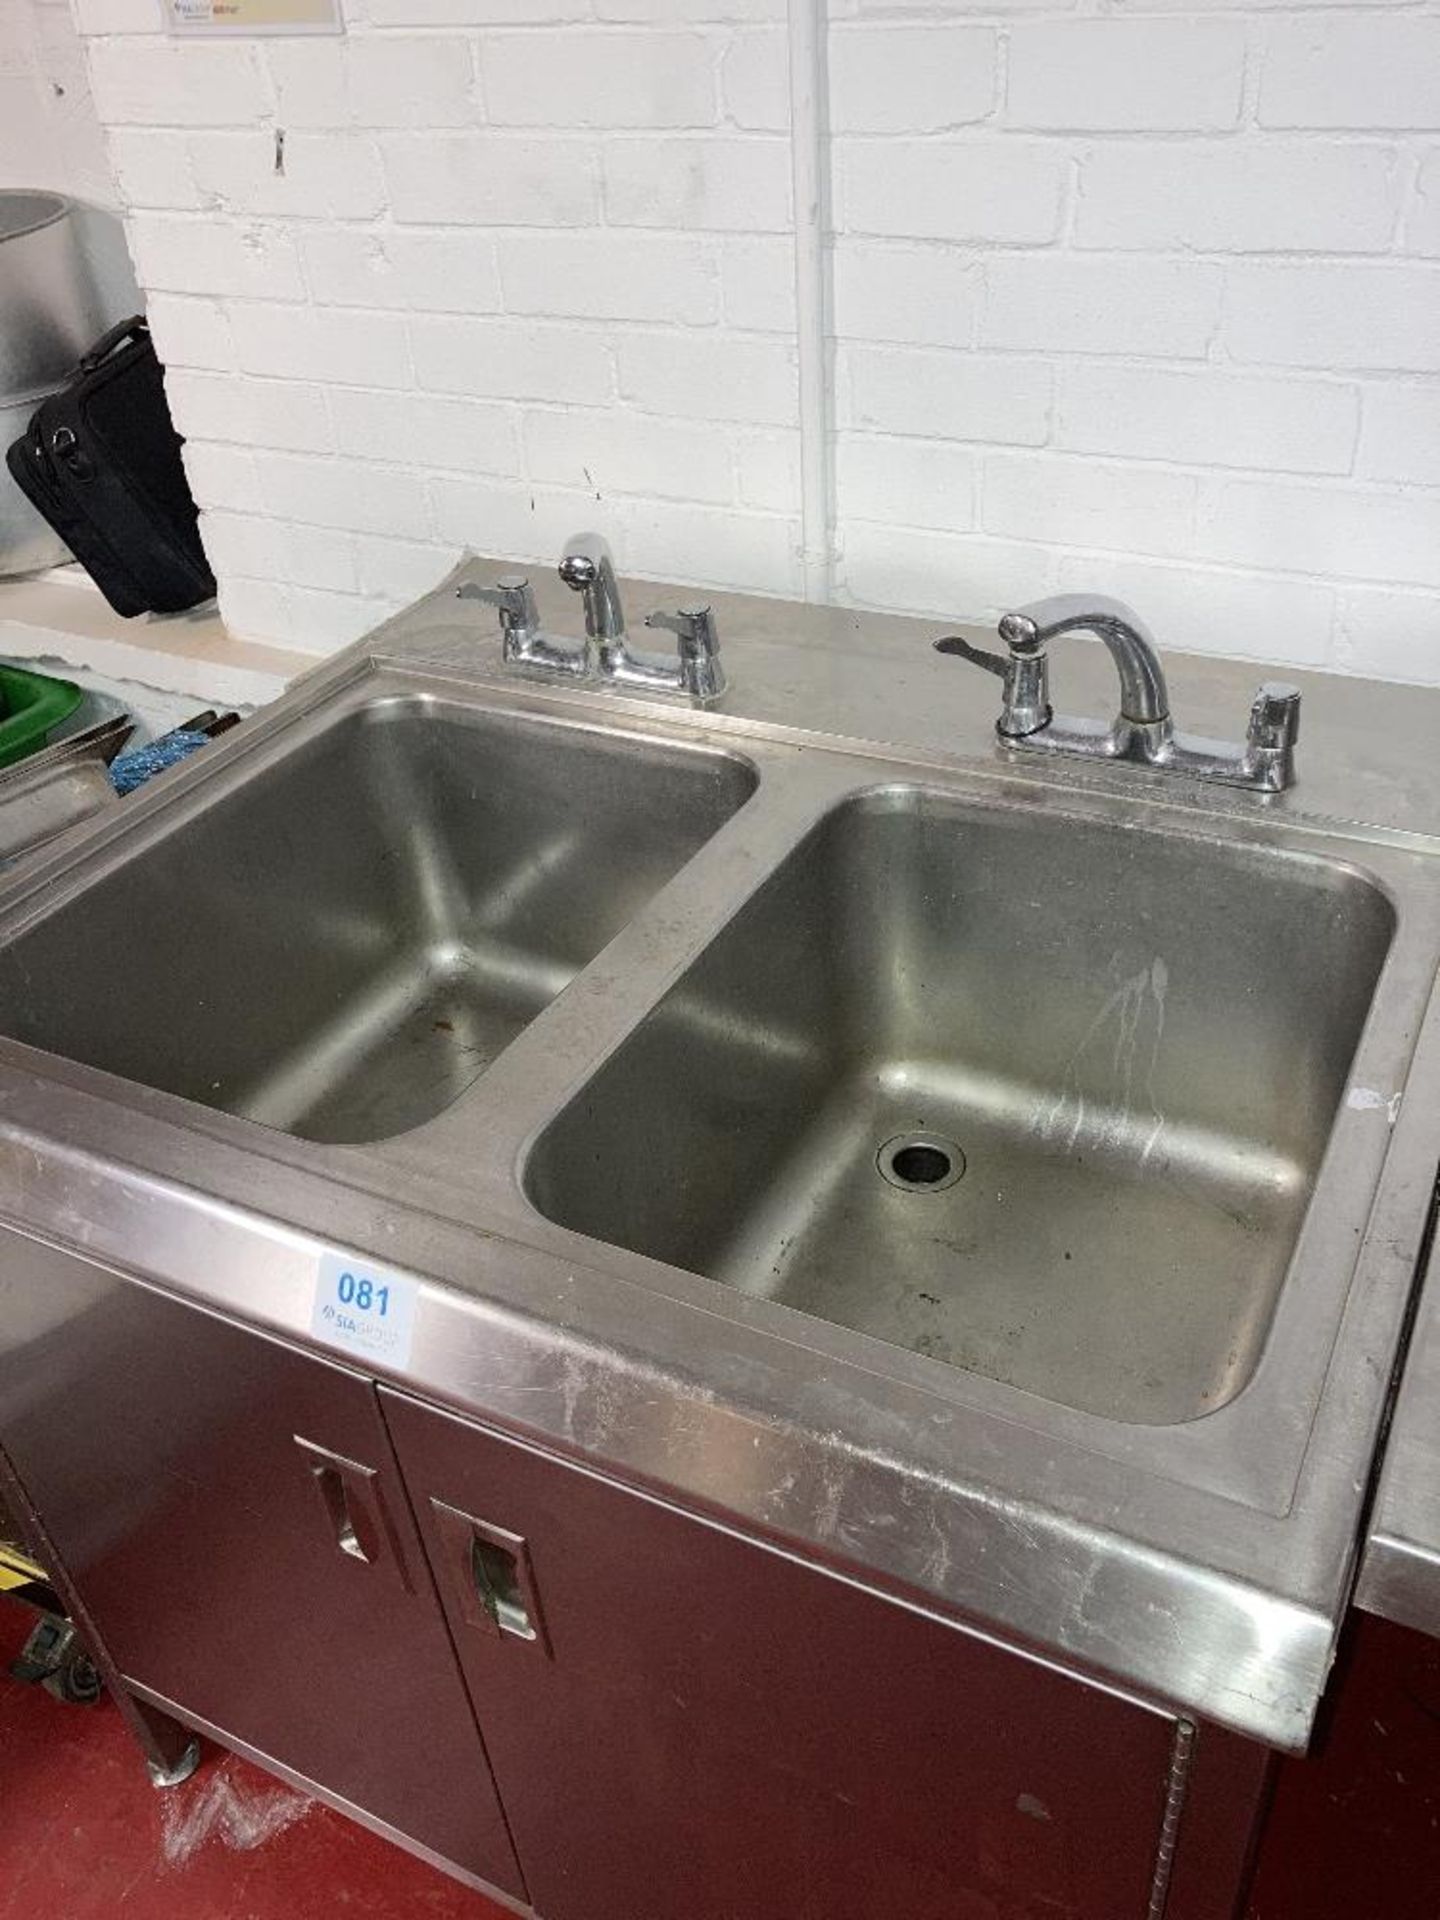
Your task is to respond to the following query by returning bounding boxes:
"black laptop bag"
[5,315,215,616]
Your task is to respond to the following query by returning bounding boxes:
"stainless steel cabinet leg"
[147,1736,202,1790]
[0,1440,200,1785]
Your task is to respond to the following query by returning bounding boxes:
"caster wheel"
[42,1638,103,1705]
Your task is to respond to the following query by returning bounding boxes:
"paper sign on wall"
[163,0,342,34]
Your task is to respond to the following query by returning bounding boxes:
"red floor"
[0,1599,510,1920]
[1,1593,1436,1919]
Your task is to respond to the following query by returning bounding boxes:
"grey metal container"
[0,191,103,575]
[0,191,108,405]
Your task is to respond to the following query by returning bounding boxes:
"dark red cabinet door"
[0,1240,524,1902]
[382,1388,1183,1920]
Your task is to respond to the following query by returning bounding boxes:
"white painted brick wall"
[300,227,502,313]
[615,330,800,424]
[497,232,719,323]
[837,140,1068,245]
[1357,386,1440,485]
[49,0,1440,683]
[1055,367,1359,475]
[1258,20,1440,130]
[522,407,735,501]
[1005,21,1247,132]
[842,346,1052,445]
[381,134,599,225]
[480,30,719,128]
[191,130,388,219]
[87,38,271,125]
[602,137,792,232]
[126,214,306,302]
[833,243,980,348]
[720,28,789,131]
[412,316,614,404]
[828,26,998,133]
[824,8,1440,681]
[1074,144,1401,253]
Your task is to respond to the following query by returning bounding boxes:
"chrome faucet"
[940,593,1300,792]
[459,533,726,704]
[560,531,726,703]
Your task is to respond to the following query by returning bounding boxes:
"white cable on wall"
[788,0,833,605]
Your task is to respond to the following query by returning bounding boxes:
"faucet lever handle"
[645,602,713,647]
[458,573,538,637]
[936,629,1051,739]
[935,634,1008,677]
[645,603,726,703]
[1242,681,1301,790]
[1247,681,1301,751]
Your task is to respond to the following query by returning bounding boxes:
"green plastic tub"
[0,666,84,769]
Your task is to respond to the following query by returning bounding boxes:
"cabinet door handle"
[429,1498,549,1656]
[295,1436,412,1592]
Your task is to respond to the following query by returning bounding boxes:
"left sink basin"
[0,696,756,1144]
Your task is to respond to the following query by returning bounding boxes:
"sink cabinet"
[380,1388,1260,1920]
[0,1238,1270,1920]
[0,1236,525,1903]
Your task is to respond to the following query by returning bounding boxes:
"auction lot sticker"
[310,1252,420,1368]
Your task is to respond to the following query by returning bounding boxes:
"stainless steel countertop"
[1356,1209,1440,1633]
[1,554,1438,1753]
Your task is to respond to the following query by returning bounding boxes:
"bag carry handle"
[78,314,149,373]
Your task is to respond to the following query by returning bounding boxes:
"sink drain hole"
[877,1133,966,1193]
[892,1144,952,1185]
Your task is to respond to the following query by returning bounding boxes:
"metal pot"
[0,191,108,404]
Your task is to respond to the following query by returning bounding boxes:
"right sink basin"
[526,785,1396,1426]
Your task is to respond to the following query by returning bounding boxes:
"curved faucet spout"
[999,594,1170,726]
[559,531,627,646]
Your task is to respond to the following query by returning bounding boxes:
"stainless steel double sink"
[0,558,1437,1749]
[0,681,1397,1430]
